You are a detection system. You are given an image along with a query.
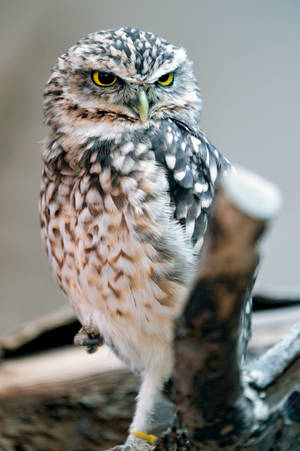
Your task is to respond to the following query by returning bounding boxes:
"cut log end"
[222,165,282,220]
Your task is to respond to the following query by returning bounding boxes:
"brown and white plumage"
[40,27,230,449]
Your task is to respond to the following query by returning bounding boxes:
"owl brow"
[72,69,91,78]
[155,65,179,82]
[173,63,184,73]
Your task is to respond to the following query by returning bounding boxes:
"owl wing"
[150,119,252,358]
[150,119,231,249]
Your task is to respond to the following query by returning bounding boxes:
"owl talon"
[74,327,103,353]
[87,343,100,353]
[82,337,102,346]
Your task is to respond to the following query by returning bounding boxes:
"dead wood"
[155,168,299,450]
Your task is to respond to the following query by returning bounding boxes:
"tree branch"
[156,168,299,450]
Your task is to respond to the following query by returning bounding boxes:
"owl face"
[44,27,202,138]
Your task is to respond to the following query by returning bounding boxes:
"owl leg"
[124,343,173,450]
[74,325,103,354]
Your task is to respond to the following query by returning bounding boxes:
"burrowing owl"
[40,27,230,449]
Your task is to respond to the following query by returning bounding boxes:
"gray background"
[0,0,299,334]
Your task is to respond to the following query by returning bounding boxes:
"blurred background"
[0,0,299,335]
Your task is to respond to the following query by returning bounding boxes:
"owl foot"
[73,326,103,354]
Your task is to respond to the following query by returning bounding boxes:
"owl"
[40,27,230,449]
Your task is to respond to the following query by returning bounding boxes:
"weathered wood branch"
[0,364,136,451]
[0,345,175,450]
[155,168,300,450]
[246,321,300,390]
[172,186,261,436]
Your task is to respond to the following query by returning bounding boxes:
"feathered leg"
[124,342,173,450]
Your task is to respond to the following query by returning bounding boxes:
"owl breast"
[40,144,195,368]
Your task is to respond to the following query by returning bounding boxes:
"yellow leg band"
[131,430,158,445]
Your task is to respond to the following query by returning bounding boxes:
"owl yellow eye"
[157,72,174,86]
[92,71,118,87]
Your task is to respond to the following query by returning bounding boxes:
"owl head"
[44,27,202,139]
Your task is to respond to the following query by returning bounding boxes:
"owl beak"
[138,89,149,122]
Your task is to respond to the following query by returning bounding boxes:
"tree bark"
[155,168,300,450]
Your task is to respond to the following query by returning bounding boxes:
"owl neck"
[43,123,153,177]
[42,114,200,174]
